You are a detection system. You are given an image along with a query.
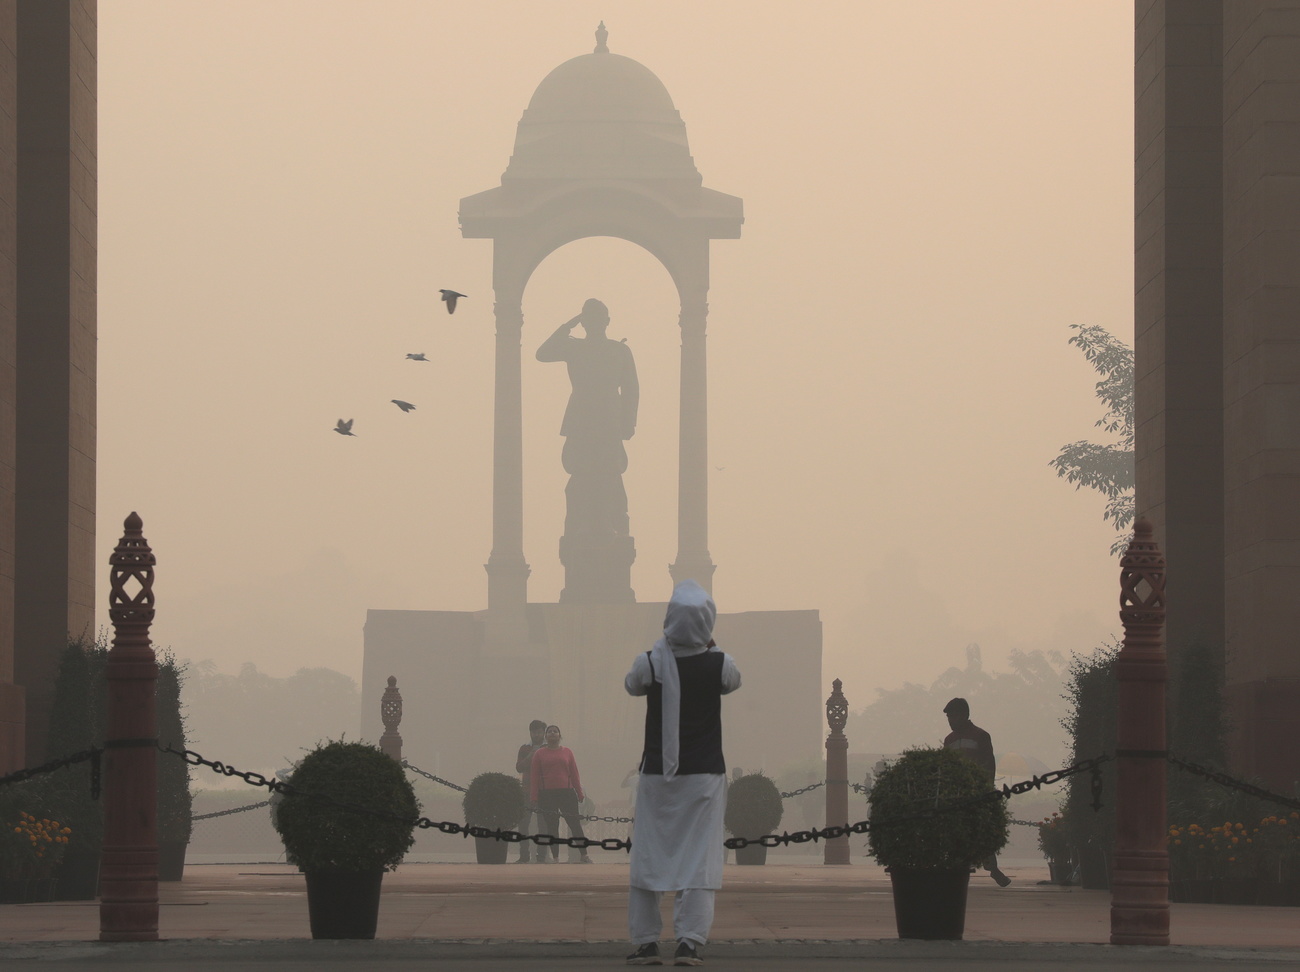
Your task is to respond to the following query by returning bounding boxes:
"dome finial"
[594,21,609,54]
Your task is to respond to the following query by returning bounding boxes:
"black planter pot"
[475,837,509,864]
[888,868,971,940]
[54,852,100,900]
[159,841,188,882]
[304,870,384,939]
[735,843,767,865]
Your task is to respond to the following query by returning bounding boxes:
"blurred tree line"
[182,662,360,775]
[844,643,1070,769]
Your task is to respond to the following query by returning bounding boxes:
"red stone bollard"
[99,513,160,941]
[1110,518,1169,945]
[824,678,850,864]
[379,675,403,761]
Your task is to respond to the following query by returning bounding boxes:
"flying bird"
[405,352,429,361]
[391,400,416,413]
[334,419,355,436]
[439,289,467,314]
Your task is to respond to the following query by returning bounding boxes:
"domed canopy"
[504,29,700,183]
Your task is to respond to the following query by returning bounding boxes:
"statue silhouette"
[536,298,639,541]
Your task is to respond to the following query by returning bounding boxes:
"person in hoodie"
[623,580,742,968]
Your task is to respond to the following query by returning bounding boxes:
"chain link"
[164,745,631,852]
[1167,753,1300,812]
[401,761,635,823]
[0,748,103,799]
[779,781,826,799]
[401,760,467,793]
[192,800,271,822]
[724,755,1114,849]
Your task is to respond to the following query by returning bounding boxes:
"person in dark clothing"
[942,697,1011,887]
[514,719,547,863]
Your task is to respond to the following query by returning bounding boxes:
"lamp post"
[99,513,159,942]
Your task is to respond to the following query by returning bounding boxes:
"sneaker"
[579,854,593,864]
[673,940,703,966]
[626,942,662,965]
[991,868,1011,888]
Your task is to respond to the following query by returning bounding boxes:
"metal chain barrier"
[0,748,103,799]
[401,760,634,823]
[1167,753,1300,812]
[780,781,825,799]
[165,745,631,852]
[724,754,1114,849]
[192,800,271,822]
[401,760,467,793]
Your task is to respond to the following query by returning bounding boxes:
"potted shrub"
[1037,811,1075,885]
[461,772,524,864]
[724,773,783,865]
[867,747,1009,940]
[273,740,419,939]
[0,780,71,903]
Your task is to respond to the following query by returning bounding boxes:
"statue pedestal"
[559,534,635,604]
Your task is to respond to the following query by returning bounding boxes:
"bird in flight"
[391,400,416,413]
[334,419,355,436]
[405,352,429,361]
[440,289,467,314]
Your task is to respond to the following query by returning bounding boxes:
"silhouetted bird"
[405,352,429,361]
[391,400,416,413]
[439,289,467,314]
[334,419,355,436]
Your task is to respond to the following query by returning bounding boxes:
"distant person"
[942,697,1010,887]
[624,579,742,967]
[514,719,547,864]
[529,725,592,864]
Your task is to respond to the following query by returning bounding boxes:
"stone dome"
[524,52,678,121]
[504,37,699,183]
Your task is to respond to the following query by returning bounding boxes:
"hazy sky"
[95,1,1134,713]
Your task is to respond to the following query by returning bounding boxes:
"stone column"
[484,274,530,651]
[669,290,715,592]
[824,678,849,864]
[99,513,159,942]
[1110,518,1169,946]
[379,675,403,761]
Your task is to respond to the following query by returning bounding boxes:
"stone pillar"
[13,0,97,767]
[99,513,159,942]
[379,675,403,761]
[1110,518,1169,946]
[669,290,715,592]
[824,678,849,865]
[483,277,530,651]
[0,2,19,777]
[1221,2,1300,790]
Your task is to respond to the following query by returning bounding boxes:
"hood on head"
[663,580,716,651]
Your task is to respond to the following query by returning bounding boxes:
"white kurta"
[625,647,741,891]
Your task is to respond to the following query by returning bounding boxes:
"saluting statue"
[536,298,639,539]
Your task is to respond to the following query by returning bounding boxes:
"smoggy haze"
[94,1,1132,723]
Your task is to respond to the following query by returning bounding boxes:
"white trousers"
[628,886,715,946]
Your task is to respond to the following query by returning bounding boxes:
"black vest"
[640,650,726,776]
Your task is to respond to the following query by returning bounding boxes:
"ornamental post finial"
[594,21,609,54]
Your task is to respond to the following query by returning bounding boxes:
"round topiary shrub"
[461,772,525,830]
[867,747,1009,870]
[273,741,419,872]
[724,772,784,839]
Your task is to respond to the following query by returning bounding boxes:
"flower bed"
[1168,810,1300,905]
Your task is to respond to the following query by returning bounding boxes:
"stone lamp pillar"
[379,675,403,761]
[99,513,160,942]
[824,678,850,864]
[1110,518,1169,945]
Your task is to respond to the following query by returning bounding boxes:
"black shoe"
[626,942,662,965]
[991,868,1011,887]
[673,940,703,966]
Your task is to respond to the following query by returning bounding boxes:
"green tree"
[1050,324,1135,555]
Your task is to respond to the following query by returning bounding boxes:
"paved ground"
[1,861,1298,969]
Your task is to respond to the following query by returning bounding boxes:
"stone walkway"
[1,861,1297,969]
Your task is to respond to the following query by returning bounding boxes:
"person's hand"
[564,314,582,331]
